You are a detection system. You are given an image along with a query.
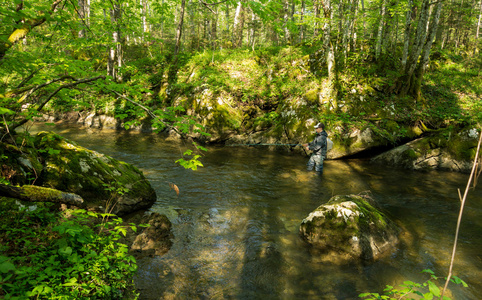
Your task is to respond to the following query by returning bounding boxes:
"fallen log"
[0,184,84,206]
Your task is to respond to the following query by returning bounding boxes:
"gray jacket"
[308,130,328,157]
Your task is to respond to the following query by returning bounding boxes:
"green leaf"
[59,246,73,256]
[0,260,16,273]
[427,280,440,297]
[62,277,78,286]
[451,276,469,287]
[0,107,14,115]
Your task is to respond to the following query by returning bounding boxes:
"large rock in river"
[371,127,479,173]
[34,131,156,215]
[299,194,400,262]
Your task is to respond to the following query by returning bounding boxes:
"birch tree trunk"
[314,0,320,37]
[141,0,149,40]
[249,10,256,50]
[233,1,245,48]
[225,2,230,46]
[108,0,122,81]
[360,0,367,44]
[283,0,291,43]
[401,0,413,70]
[300,0,305,43]
[211,8,218,50]
[375,0,387,60]
[77,0,90,38]
[398,0,443,100]
[320,0,337,109]
[476,0,482,53]
[410,0,443,100]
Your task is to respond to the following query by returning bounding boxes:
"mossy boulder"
[33,131,156,215]
[0,140,43,186]
[371,127,479,172]
[299,194,400,262]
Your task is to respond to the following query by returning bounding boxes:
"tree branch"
[0,184,84,206]
[109,90,185,137]
[9,75,105,131]
[0,0,64,60]
[440,128,482,298]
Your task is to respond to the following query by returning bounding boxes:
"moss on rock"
[299,194,400,262]
[32,131,156,215]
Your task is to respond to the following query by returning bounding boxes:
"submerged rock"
[129,212,173,258]
[32,131,156,215]
[299,194,400,262]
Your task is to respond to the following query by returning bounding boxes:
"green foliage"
[359,269,468,300]
[0,205,140,299]
[176,149,204,171]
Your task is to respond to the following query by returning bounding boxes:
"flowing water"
[30,124,482,299]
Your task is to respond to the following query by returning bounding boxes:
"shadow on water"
[28,123,482,299]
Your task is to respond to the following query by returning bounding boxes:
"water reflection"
[29,124,482,299]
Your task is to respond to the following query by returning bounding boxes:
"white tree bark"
[418,0,444,72]
[300,0,305,42]
[107,0,122,80]
[375,0,386,60]
[233,1,245,47]
[78,0,90,38]
[283,0,291,43]
[476,0,482,53]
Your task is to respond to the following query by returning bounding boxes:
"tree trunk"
[300,0,305,43]
[409,0,443,101]
[320,0,337,109]
[108,0,122,80]
[175,0,187,55]
[314,0,320,37]
[233,1,245,48]
[141,0,149,40]
[476,0,482,53]
[78,0,87,38]
[0,184,84,206]
[249,10,257,50]
[211,8,218,51]
[360,0,367,43]
[399,0,431,94]
[283,0,291,43]
[375,0,386,60]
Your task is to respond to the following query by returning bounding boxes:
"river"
[30,124,482,299]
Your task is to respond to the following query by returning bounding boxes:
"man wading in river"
[303,122,328,175]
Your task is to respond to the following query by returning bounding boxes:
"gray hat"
[314,122,324,129]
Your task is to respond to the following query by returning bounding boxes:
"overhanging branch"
[9,75,105,131]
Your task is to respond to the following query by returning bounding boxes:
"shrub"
[0,203,140,299]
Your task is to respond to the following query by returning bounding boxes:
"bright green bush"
[359,269,468,300]
[0,204,140,299]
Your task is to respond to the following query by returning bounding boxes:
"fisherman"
[303,122,328,175]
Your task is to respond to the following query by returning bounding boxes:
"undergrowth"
[0,201,142,299]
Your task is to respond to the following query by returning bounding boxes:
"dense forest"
[1,0,481,141]
[1,0,481,299]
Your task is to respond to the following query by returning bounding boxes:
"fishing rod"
[226,143,302,147]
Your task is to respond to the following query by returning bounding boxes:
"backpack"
[326,137,333,151]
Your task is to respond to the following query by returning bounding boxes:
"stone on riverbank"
[371,127,479,173]
[299,194,400,262]
[0,131,156,215]
[33,131,156,215]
